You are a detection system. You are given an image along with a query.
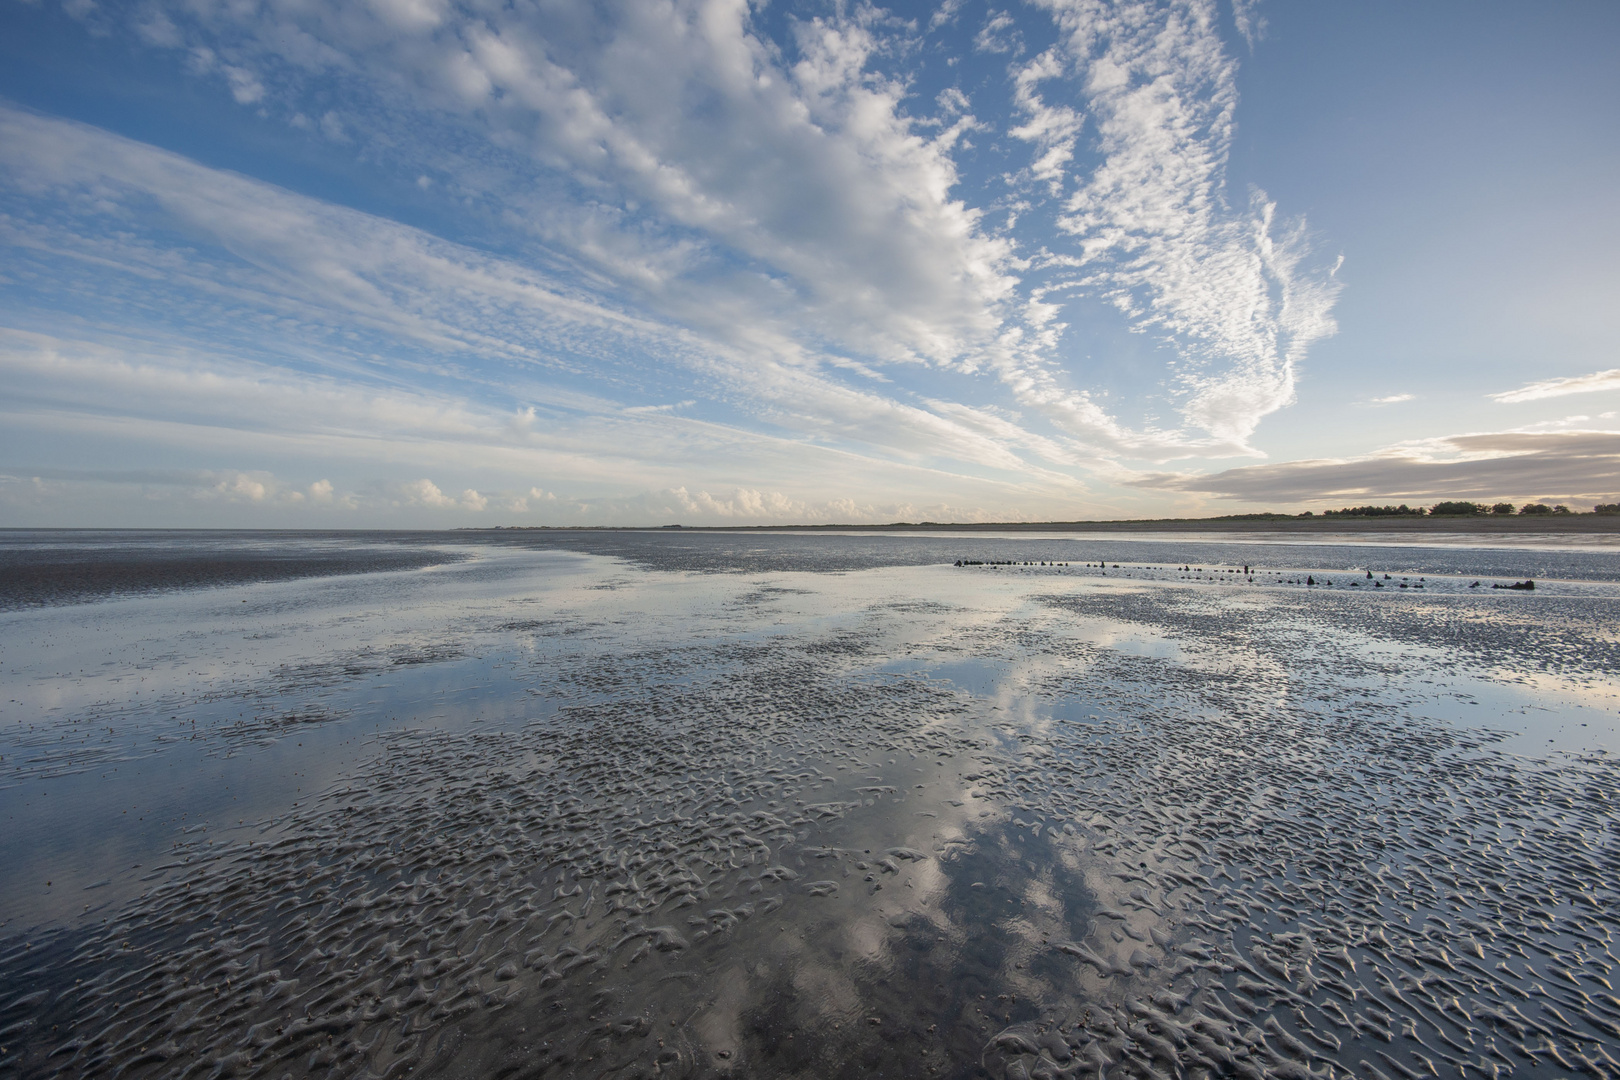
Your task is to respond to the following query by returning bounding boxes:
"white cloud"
[366,0,448,33]
[975,12,1022,54]
[1,466,347,510]
[1230,0,1266,49]
[216,472,269,501]
[223,65,265,105]
[1365,393,1414,405]
[402,478,487,510]
[623,400,696,415]
[1517,414,1592,431]
[506,485,559,514]
[1008,48,1085,196]
[1489,368,1620,404]
[668,486,805,519]
[318,110,348,143]
[936,87,971,116]
[577,487,1029,526]
[134,10,183,48]
[930,0,969,33]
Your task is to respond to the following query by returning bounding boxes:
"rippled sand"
[1,535,1617,1079]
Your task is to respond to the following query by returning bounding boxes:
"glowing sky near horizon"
[1,0,1617,525]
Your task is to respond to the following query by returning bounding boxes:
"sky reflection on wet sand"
[1,531,1617,1079]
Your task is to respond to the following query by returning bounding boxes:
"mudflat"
[1,529,1616,1079]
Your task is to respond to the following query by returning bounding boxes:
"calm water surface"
[1,530,1617,1079]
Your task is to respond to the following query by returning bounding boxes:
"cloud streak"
[1489,369,1620,404]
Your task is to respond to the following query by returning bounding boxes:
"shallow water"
[1,530,1617,1079]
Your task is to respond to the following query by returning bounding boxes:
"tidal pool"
[1,530,1617,1079]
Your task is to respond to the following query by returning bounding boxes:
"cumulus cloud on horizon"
[0,464,1047,528]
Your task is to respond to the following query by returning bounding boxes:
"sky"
[1,0,1617,526]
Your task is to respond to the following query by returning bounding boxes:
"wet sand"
[1,532,1617,1079]
[0,531,466,610]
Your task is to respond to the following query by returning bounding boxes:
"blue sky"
[1,0,1617,525]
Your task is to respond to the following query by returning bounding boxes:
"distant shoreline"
[469,515,1620,535]
[5,516,1616,536]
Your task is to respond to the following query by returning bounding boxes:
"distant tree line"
[1320,504,1426,517]
[1312,501,1618,517]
